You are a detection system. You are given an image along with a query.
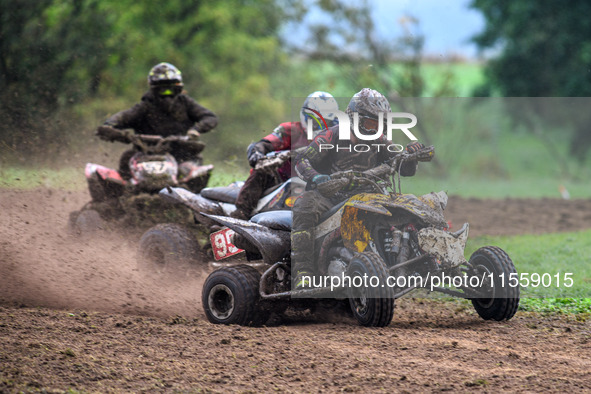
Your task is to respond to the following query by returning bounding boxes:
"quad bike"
[200,146,520,327]
[69,133,214,234]
[136,150,305,275]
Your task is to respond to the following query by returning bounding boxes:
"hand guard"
[187,128,200,140]
[406,141,425,153]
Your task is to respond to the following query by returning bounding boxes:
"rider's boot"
[291,229,315,290]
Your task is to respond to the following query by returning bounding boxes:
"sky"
[371,0,485,58]
[284,0,486,60]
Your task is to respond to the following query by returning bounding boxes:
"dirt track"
[1,188,590,392]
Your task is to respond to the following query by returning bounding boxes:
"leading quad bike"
[69,132,214,234]
[200,146,520,327]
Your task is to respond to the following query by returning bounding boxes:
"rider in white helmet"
[231,91,339,220]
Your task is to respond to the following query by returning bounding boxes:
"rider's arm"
[294,128,334,183]
[102,103,145,130]
[184,96,218,133]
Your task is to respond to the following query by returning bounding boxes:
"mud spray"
[0,188,206,318]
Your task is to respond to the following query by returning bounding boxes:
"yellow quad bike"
[200,146,519,327]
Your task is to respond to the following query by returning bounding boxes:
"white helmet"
[300,91,339,132]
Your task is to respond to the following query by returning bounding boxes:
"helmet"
[148,62,183,96]
[346,88,391,135]
[300,91,339,132]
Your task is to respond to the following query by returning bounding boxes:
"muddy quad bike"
[200,146,520,327]
[70,133,214,235]
[136,150,305,275]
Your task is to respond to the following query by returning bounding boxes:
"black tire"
[202,265,269,326]
[137,223,202,276]
[469,246,520,321]
[346,252,395,327]
[72,209,104,235]
[87,178,107,202]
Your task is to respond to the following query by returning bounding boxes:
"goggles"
[155,85,182,97]
[359,115,385,133]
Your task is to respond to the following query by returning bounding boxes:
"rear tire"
[202,265,269,326]
[347,252,395,327]
[71,209,104,235]
[469,246,520,321]
[137,224,202,276]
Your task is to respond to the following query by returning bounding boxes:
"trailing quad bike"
[136,150,305,275]
[69,133,214,235]
[200,146,520,327]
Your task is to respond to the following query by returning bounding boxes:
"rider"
[96,62,218,179]
[230,91,339,220]
[292,88,428,288]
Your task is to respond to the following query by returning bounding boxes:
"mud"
[1,188,590,392]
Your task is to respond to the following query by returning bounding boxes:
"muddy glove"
[406,141,425,153]
[96,126,131,143]
[247,143,266,168]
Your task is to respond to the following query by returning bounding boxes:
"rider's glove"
[311,174,331,185]
[406,141,425,153]
[247,149,265,168]
[96,126,131,143]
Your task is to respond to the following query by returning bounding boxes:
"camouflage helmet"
[346,88,391,135]
[147,62,184,88]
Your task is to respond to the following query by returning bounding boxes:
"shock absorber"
[383,227,402,266]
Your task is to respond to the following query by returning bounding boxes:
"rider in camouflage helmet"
[291,88,426,288]
[96,62,218,179]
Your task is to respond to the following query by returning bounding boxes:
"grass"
[466,230,591,314]
[0,167,85,190]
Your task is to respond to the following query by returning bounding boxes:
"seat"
[250,210,292,231]
[200,186,241,204]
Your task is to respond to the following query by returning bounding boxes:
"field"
[2,61,591,390]
[1,184,590,392]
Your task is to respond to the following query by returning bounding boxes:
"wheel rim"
[473,262,495,308]
[208,284,235,320]
[349,268,369,317]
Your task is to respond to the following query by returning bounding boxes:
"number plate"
[210,228,244,260]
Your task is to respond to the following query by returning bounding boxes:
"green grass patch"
[0,167,85,190]
[466,229,591,314]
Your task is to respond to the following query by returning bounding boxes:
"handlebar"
[316,145,434,197]
[129,134,205,154]
[254,150,291,171]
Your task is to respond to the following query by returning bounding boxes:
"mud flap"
[417,223,469,268]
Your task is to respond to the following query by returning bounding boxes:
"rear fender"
[203,213,290,266]
[178,162,214,182]
[85,163,126,185]
[159,187,223,226]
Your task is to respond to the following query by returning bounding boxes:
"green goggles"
[155,86,182,96]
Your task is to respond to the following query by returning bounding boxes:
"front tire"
[347,252,395,327]
[469,246,520,321]
[137,224,202,276]
[202,265,269,326]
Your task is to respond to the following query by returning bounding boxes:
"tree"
[471,0,591,160]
